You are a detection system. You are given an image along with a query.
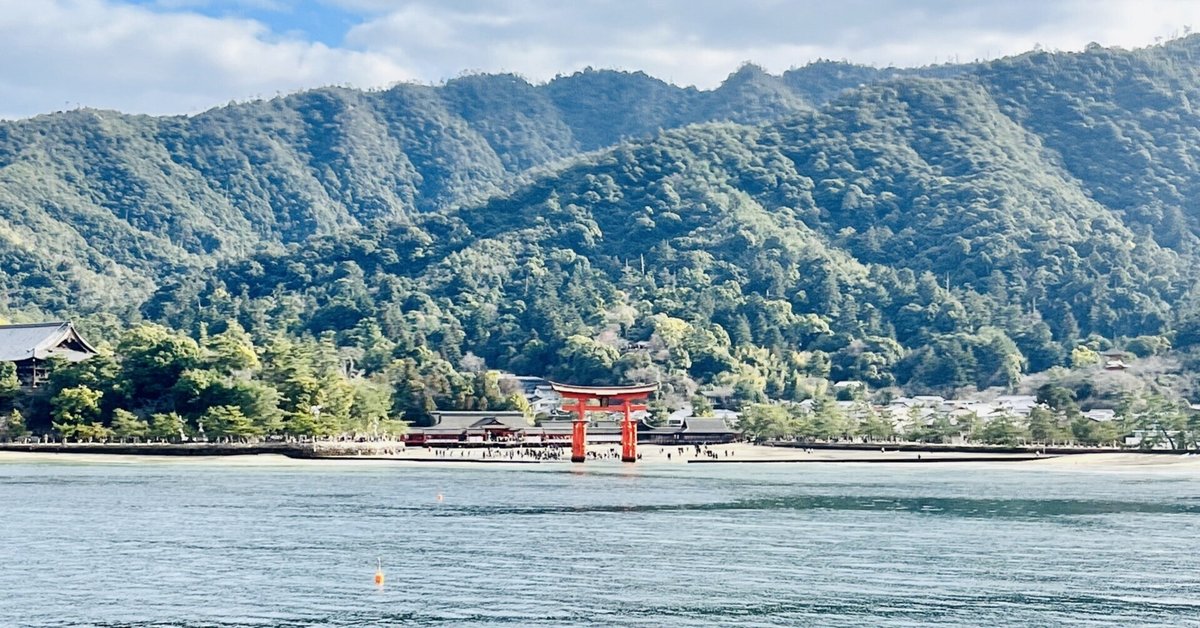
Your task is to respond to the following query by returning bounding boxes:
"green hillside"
[1,67,868,316]
[137,39,1200,414]
[7,38,1200,417]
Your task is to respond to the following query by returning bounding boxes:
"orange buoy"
[436,492,444,502]
[374,558,385,586]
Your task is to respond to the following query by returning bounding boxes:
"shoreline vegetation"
[11,42,1200,472]
[2,441,1197,468]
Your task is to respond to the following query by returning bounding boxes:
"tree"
[0,362,19,401]
[376,418,409,438]
[110,409,149,442]
[171,368,224,418]
[505,392,533,423]
[349,378,393,436]
[1070,416,1118,446]
[859,408,895,441]
[44,353,121,418]
[906,411,958,444]
[557,335,620,384]
[975,330,1023,390]
[908,338,973,392]
[149,412,187,442]
[835,384,863,401]
[903,406,927,441]
[1071,346,1101,368]
[1184,410,1200,451]
[646,396,670,426]
[739,404,795,441]
[979,415,1024,445]
[1124,335,1169,358]
[202,405,260,441]
[0,409,27,440]
[1036,384,1080,417]
[51,385,104,440]
[203,321,260,374]
[956,412,981,441]
[388,358,437,425]
[471,370,507,411]
[1027,406,1061,442]
[74,422,113,442]
[1121,392,1189,450]
[809,395,853,440]
[313,371,355,436]
[117,324,201,407]
[227,380,284,435]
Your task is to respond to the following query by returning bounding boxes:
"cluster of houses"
[880,393,1042,426]
[824,391,1120,430]
[501,375,566,417]
[796,386,1176,448]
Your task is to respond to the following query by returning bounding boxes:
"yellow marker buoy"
[374,557,385,586]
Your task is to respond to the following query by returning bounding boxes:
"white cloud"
[0,0,411,118]
[2,0,1199,118]
[343,0,1200,87]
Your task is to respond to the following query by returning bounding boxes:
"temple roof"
[431,411,529,430]
[0,322,98,363]
[683,418,737,433]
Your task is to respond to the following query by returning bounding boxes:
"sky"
[1,0,1198,119]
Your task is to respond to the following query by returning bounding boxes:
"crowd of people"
[412,443,736,462]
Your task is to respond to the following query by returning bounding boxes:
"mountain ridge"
[2,62,916,315]
[7,38,1200,398]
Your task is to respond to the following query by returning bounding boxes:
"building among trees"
[403,410,739,446]
[0,322,98,388]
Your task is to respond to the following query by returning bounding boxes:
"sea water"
[2,458,1198,627]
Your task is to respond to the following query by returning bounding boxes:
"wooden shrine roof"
[0,321,98,363]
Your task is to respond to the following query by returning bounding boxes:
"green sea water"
[2,458,1199,627]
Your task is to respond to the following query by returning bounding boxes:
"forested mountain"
[7,38,1200,417]
[1,64,906,316]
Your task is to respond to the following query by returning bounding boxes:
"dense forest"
[6,38,1200,437]
[0,61,927,315]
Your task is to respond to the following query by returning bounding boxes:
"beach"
[3,443,1198,468]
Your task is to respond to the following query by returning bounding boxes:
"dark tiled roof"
[431,411,529,430]
[641,427,684,435]
[683,418,737,433]
[0,322,98,363]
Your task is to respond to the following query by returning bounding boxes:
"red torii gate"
[549,382,659,463]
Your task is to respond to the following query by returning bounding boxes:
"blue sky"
[1,0,1198,119]
[127,1,362,46]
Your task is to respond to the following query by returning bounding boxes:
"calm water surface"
[2,457,1199,627]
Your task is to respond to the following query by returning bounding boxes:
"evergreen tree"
[110,409,149,442]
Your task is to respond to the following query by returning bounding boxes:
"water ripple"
[2,462,1198,627]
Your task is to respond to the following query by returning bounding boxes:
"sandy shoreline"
[3,443,1198,468]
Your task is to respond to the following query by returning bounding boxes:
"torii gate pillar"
[550,382,659,464]
[571,405,589,463]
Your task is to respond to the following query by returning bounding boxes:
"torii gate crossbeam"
[549,382,659,463]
